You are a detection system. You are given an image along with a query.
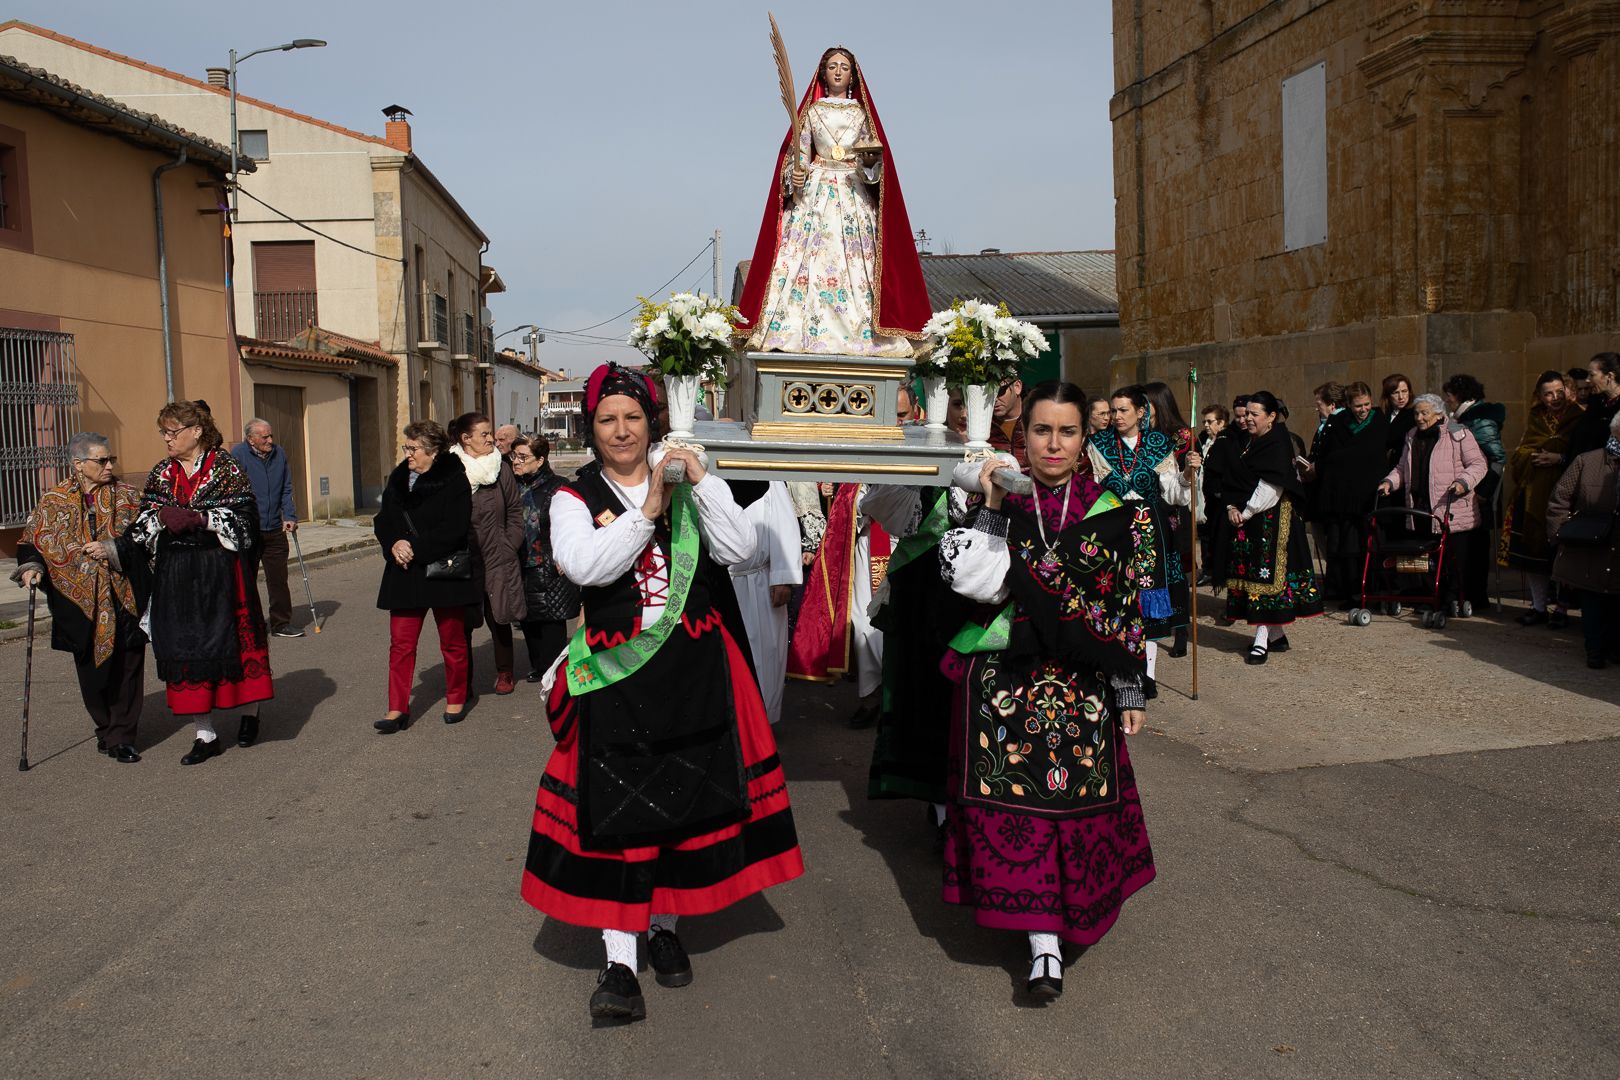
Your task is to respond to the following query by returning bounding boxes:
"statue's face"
[823,53,853,96]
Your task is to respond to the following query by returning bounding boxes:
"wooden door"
[253,384,308,520]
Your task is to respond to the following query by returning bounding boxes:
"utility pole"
[713,228,723,298]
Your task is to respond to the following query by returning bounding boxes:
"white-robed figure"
[728,481,803,725]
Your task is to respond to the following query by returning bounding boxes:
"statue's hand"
[790,165,807,189]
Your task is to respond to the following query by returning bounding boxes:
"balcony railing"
[253,290,319,342]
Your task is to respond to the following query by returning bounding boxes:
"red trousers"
[388,607,469,713]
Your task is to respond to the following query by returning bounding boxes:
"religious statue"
[735,39,931,358]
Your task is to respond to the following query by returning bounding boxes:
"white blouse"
[550,469,755,631]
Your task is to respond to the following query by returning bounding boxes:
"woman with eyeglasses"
[12,433,149,763]
[117,400,274,764]
[372,420,478,731]
[507,433,578,682]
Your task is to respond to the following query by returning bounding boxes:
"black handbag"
[401,509,473,580]
[1555,511,1614,548]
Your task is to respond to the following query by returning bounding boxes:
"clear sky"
[9,1,1118,374]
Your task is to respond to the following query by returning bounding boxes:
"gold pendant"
[831,145,846,161]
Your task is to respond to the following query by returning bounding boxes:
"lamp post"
[228,37,326,216]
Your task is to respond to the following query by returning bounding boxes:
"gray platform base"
[690,419,967,487]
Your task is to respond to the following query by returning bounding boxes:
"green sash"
[946,489,1124,657]
[885,489,951,577]
[566,484,699,696]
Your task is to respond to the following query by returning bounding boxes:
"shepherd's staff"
[18,584,37,771]
[1187,365,1201,701]
[769,14,801,176]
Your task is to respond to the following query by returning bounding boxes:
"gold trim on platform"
[714,459,941,476]
[751,420,905,442]
[755,360,900,380]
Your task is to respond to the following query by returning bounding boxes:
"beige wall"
[1059,324,1123,397]
[1110,1,1620,450]
[0,98,234,495]
[238,364,358,519]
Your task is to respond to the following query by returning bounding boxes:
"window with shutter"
[252,241,318,341]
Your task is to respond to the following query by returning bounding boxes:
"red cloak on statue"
[788,484,890,682]
[735,47,932,341]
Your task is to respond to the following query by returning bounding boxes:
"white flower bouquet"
[627,292,739,382]
[915,299,1049,388]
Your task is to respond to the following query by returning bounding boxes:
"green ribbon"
[565,484,699,696]
[885,489,951,577]
[945,489,1125,656]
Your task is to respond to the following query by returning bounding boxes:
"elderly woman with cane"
[12,433,148,763]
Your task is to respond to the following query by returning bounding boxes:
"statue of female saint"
[735,46,932,357]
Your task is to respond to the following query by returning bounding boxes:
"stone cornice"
[1544,0,1620,57]
[1358,29,1539,85]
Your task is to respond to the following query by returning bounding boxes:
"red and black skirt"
[520,613,804,932]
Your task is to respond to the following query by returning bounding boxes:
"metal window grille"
[1,328,81,528]
[462,312,477,356]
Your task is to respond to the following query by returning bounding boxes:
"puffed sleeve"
[858,484,923,537]
[550,488,654,586]
[1240,481,1281,520]
[939,509,1011,605]
[689,473,757,567]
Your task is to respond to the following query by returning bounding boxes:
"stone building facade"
[1110,0,1620,437]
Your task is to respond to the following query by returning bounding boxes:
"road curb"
[0,536,379,646]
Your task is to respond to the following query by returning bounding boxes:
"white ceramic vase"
[963,383,996,448]
[664,373,701,439]
[922,376,949,430]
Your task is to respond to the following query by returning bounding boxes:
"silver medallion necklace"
[1033,478,1073,570]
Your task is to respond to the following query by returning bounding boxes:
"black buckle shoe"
[236,716,260,747]
[588,963,646,1022]
[109,743,142,764]
[1027,953,1063,999]
[1245,643,1269,665]
[180,737,223,765]
[648,928,693,988]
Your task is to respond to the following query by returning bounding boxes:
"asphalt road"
[0,550,1615,1079]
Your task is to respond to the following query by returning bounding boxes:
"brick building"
[1109,1,1620,437]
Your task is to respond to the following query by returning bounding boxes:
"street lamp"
[228,38,327,215]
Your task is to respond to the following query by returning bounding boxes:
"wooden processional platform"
[697,351,966,487]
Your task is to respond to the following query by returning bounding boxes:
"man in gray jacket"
[232,418,302,639]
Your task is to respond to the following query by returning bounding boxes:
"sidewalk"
[0,518,379,641]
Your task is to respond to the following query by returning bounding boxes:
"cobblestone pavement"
[0,550,1614,1079]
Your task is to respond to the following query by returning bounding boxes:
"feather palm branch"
[769,13,800,171]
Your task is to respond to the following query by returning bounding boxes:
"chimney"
[382,104,414,153]
[980,247,1002,255]
[205,67,229,87]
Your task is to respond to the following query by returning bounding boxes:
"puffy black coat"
[374,452,479,611]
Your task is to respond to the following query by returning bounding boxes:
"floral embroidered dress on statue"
[1219,424,1323,625]
[735,47,931,355]
[1084,426,1192,635]
[936,476,1155,945]
[521,454,803,931]
[121,449,273,713]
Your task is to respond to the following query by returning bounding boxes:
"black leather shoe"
[648,928,693,988]
[588,963,646,1022]
[96,738,108,755]
[525,669,545,684]
[180,737,223,765]
[1270,635,1290,653]
[109,743,141,764]
[1027,954,1063,999]
[1245,644,1269,665]
[374,713,410,734]
[442,705,467,725]
[236,716,260,747]
[1167,629,1188,658]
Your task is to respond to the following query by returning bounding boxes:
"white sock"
[1028,931,1062,980]
[1252,625,1270,649]
[1527,575,1550,612]
[193,717,217,743]
[649,914,678,935]
[1145,640,1158,679]
[602,929,637,970]
[931,802,947,827]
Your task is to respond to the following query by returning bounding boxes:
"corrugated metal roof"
[919,251,1118,319]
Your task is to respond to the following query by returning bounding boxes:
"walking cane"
[290,531,322,634]
[1187,366,1201,701]
[19,584,36,771]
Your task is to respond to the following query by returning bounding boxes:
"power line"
[233,186,404,263]
[537,239,715,337]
